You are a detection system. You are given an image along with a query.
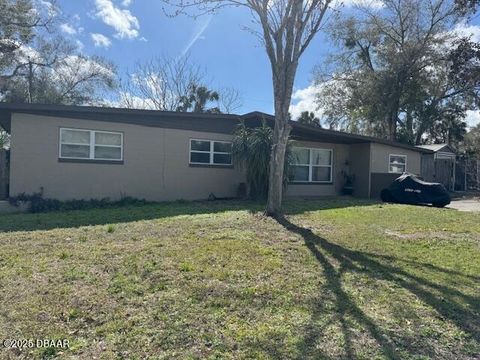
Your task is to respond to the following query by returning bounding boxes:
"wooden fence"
[421,154,455,191]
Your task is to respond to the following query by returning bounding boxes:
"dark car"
[380,173,451,208]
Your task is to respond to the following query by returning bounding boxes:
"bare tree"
[119,55,206,111]
[218,87,243,113]
[164,0,334,215]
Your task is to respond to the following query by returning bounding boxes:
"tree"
[176,83,221,113]
[464,123,480,157]
[232,121,291,199]
[119,55,206,111]
[0,0,56,77]
[316,0,477,144]
[0,130,8,148]
[119,56,242,113]
[2,37,117,105]
[218,87,243,113]
[0,1,117,105]
[297,111,321,127]
[165,0,334,215]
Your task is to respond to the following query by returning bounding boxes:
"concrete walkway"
[447,198,480,212]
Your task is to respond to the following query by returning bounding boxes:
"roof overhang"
[0,103,242,135]
[241,111,433,153]
[0,104,435,154]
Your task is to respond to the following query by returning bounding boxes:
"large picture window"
[290,147,333,183]
[389,154,407,173]
[190,139,232,165]
[59,128,123,161]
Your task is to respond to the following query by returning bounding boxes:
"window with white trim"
[190,139,232,165]
[59,128,123,161]
[389,154,407,173]
[290,147,333,183]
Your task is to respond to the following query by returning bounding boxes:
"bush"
[8,193,149,213]
[232,120,292,199]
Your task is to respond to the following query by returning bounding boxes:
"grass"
[0,198,479,359]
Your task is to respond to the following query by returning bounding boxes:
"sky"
[56,0,480,127]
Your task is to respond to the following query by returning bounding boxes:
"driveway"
[447,196,480,212]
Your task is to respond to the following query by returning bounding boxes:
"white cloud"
[181,15,212,57]
[465,110,480,128]
[94,0,139,39]
[91,33,112,48]
[122,0,132,6]
[76,39,85,52]
[14,44,42,63]
[337,0,384,9]
[452,21,480,42]
[60,23,77,35]
[116,92,157,109]
[53,55,115,83]
[35,0,58,17]
[289,84,323,120]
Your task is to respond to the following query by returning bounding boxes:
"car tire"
[432,201,449,208]
[381,189,393,203]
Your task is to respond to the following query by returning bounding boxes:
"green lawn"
[0,199,479,359]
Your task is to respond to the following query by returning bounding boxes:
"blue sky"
[56,0,334,114]
[57,0,480,126]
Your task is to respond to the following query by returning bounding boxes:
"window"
[190,139,232,165]
[59,128,123,161]
[389,154,407,173]
[290,147,333,183]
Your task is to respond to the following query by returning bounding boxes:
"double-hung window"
[389,154,407,173]
[59,128,123,161]
[190,139,232,165]
[290,147,333,183]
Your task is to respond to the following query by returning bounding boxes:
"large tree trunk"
[405,110,414,144]
[265,109,291,216]
[265,66,295,217]
[387,109,398,141]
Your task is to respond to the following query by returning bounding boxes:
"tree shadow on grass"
[0,197,377,233]
[276,216,480,359]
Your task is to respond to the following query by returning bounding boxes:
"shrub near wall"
[8,193,149,213]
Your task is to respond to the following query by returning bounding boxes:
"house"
[0,103,433,202]
[417,144,457,191]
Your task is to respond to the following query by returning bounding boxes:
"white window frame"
[291,147,333,183]
[59,127,124,161]
[388,154,407,173]
[189,139,232,166]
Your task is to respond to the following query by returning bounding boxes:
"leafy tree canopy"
[316,0,480,148]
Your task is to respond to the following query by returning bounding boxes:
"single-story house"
[0,103,433,202]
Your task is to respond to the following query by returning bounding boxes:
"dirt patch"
[384,230,478,241]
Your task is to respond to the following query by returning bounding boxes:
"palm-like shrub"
[232,121,291,199]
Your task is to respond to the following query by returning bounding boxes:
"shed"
[417,144,456,190]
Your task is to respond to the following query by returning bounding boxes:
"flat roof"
[0,103,432,153]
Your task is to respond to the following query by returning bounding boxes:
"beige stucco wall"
[9,113,244,201]
[285,140,349,197]
[370,143,421,175]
